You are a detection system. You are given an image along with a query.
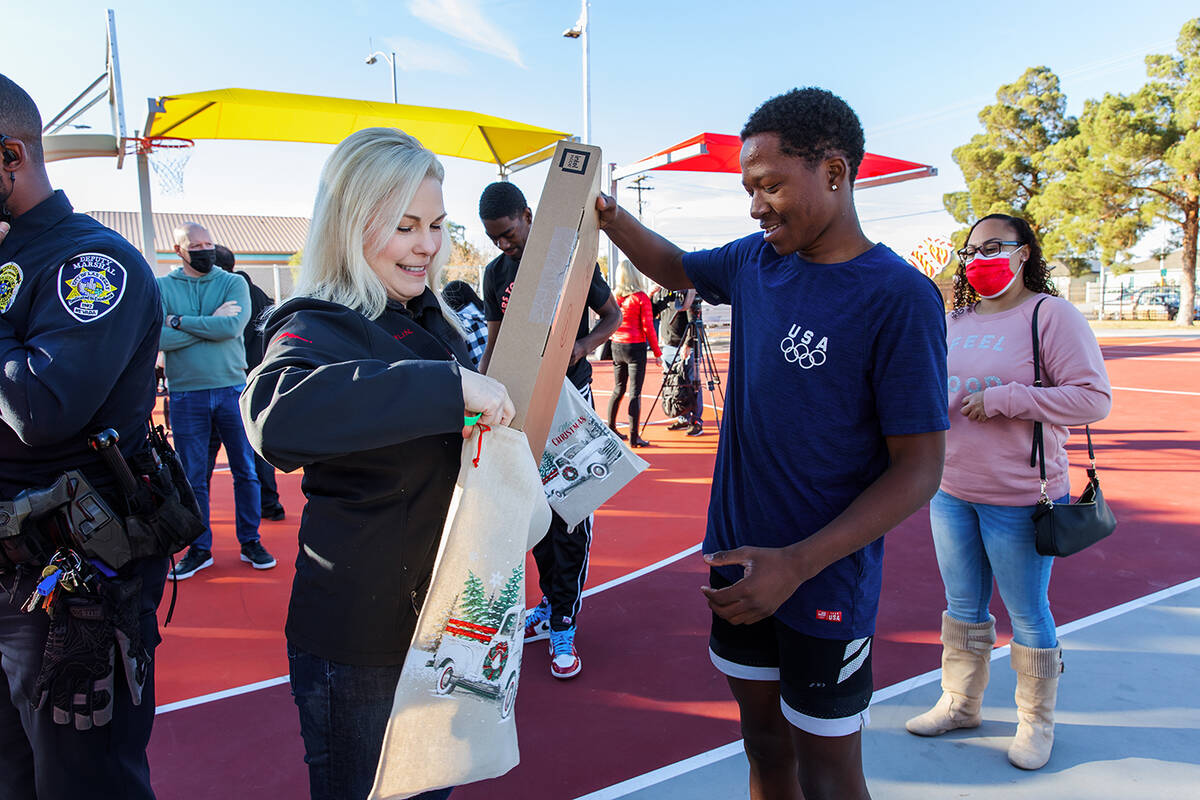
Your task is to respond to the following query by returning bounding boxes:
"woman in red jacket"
[607,260,661,447]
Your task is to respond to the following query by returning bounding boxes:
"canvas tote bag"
[539,378,648,528]
[369,425,551,799]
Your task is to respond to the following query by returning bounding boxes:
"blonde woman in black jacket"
[241,128,513,800]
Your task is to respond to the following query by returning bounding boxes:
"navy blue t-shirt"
[683,233,949,638]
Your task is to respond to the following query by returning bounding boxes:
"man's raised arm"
[596,194,692,290]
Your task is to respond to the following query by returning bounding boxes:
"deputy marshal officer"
[0,73,170,798]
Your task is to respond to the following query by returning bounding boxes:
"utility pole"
[630,174,654,220]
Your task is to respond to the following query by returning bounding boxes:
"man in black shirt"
[478,181,620,680]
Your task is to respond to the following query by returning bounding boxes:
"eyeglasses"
[957,240,1023,264]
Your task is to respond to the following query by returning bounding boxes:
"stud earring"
[831,184,838,191]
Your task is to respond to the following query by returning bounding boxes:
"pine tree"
[425,593,459,652]
[488,566,524,626]
[1032,18,1200,325]
[943,66,1077,251]
[458,572,490,625]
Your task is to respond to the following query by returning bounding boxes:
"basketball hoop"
[128,136,195,196]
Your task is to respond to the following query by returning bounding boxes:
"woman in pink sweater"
[905,214,1111,771]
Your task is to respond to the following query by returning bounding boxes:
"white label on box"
[529,226,580,326]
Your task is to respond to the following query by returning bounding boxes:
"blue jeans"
[287,645,454,800]
[929,489,1066,649]
[169,385,260,551]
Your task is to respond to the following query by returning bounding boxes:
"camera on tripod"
[668,290,702,314]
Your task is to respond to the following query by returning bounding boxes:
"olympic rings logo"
[779,335,827,369]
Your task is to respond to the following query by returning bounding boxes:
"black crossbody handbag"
[1028,298,1117,556]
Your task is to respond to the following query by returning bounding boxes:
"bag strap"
[1028,298,1099,503]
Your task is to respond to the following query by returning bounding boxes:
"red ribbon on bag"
[472,424,491,467]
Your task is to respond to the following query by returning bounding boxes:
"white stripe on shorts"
[780,703,870,738]
[838,638,871,685]
[708,648,780,682]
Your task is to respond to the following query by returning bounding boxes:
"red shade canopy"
[616,132,936,189]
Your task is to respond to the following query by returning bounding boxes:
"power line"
[629,174,654,220]
[861,209,946,223]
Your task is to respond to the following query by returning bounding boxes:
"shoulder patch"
[57,253,127,323]
[0,262,23,314]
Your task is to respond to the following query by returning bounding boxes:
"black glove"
[33,576,150,730]
[100,575,151,706]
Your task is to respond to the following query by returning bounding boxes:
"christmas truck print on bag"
[539,414,622,501]
[427,566,525,719]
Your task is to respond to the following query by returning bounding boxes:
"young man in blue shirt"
[598,88,949,799]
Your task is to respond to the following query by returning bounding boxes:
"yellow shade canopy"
[144,88,572,173]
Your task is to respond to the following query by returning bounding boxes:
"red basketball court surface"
[147,334,1199,799]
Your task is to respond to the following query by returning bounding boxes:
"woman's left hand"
[960,391,992,422]
[462,370,516,437]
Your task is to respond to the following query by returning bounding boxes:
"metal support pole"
[135,136,157,272]
[390,51,397,104]
[608,162,618,280]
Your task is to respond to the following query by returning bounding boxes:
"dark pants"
[287,644,453,800]
[537,381,594,632]
[0,558,167,800]
[533,512,593,632]
[170,386,261,552]
[208,432,282,516]
[608,342,648,433]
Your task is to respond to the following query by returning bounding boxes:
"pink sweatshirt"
[942,293,1112,506]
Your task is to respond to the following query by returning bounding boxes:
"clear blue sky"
[7,0,1195,260]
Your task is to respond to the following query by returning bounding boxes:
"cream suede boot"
[1007,643,1063,770]
[906,612,996,736]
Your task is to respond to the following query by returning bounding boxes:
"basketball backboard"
[41,9,127,168]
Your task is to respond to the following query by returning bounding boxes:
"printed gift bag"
[538,378,648,528]
[370,425,551,800]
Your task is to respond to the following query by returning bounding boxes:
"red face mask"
[965,254,1023,299]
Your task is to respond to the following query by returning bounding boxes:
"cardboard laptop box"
[486,141,602,458]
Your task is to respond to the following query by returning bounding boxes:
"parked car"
[1130,287,1199,321]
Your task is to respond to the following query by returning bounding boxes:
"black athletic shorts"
[707,569,873,736]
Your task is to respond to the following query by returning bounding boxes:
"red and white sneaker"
[549,627,582,680]
[525,597,552,642]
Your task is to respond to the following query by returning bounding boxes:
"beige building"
[86,211,309,301]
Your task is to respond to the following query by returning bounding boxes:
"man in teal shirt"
[159,222,275,579]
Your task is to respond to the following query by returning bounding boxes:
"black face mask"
[187,248,216,274]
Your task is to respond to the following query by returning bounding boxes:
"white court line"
[581,544,702,599]
[1111,386,1200,397]
[1103,338,1200,346]
[572,574,1200,800]
[156,675,289,715]
[154,542,706,716]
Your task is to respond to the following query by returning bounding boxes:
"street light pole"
[365,50,398,103]
[581,0,590,144]
[563,0,591,144]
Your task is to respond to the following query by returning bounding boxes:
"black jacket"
[0,190,161,498]
[241,290,472,665]
[234,270,272,370]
